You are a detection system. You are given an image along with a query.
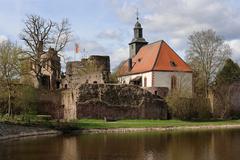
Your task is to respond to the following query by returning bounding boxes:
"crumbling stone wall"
[61,89,77,121]
[62,55,110,89]
[36,90,63,119]
[76,84,168,119]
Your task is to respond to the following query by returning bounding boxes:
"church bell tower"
[129,11,148,58]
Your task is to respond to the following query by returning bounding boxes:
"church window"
[144,77,147,87]
[171,75,177,90]
[139,31,142,37]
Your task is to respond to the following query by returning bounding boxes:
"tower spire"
[136,8,139,21]
[129,9,148,58]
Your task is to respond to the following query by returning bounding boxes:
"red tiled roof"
[118,40,192,76]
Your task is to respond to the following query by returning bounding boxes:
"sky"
[0,0,240,70]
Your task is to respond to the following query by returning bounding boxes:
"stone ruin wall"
[62,55,110,89]
[73,84,168,120]
[35,84,168,120]
[36,90,64,119]
[61,89,77,120]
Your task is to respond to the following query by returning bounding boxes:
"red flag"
[75,43,80,53]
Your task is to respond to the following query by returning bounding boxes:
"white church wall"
[118,72,152,87]
[118,71,193,96]
[153,71,193,95]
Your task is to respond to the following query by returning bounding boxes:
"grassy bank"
[66,119,240,129]
[2,116,240,131]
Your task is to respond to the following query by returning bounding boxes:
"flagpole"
[74,43,80,61]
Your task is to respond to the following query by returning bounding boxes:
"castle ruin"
[61,55,110,89]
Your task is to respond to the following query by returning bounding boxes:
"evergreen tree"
[214,58,240,119]
[216,58,240,85]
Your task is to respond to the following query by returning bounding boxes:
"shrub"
[166,94,212,120]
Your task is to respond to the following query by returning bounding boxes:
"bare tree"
[187,29,231,97]
[20,14,71,84]
[0,41,22,116]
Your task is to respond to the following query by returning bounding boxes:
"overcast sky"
[0,0,240,69]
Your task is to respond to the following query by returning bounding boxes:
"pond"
[0,129,240,160]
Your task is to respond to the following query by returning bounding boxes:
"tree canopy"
[187,29,231,96]
[216,58,240,86]
[0,41,22,115]
[20,14,71,85]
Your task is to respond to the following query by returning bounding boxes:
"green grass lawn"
[2,115,240,130]
[66,119,240,129]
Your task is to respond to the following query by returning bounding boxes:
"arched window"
[144,77,147,87]
[171,75,177,90]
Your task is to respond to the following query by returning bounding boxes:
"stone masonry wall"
[62,55,110,90]
[37,90,63,119]
[61,89,77,121]
[76,84,168,119]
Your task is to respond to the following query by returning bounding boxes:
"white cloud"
[109,0,148,24]
[63,36,108,65]
[115,1,137,23]
[227,39,240,62]
[78,40,106,53]
[1,0,239,68]
[66,35,107,54]
[141,0,238,39]
[110,47,128,69]
[107,0,240,64]
[97,29,121,40]
[0,35,8,43]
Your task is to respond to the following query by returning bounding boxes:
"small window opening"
[56,81,60,89]
[170,61,177,67]
[171,76,177,91]
[144,77,147,87]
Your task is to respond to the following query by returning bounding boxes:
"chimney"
[128,58,132,72]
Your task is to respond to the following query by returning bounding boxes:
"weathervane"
[136,8,139,21]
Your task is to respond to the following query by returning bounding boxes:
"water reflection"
[0,129,240,160]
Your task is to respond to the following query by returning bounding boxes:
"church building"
[117,18,193,97]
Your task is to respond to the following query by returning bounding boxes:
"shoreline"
[72,124,240,134]
[0,122,61,141]
[0,130,61,141]
[2,121,240,140]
